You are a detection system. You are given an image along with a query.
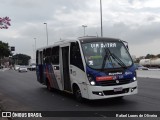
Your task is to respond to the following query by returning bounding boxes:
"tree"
[145,54,156,59]
[12,54,31,65]
[157,54,160,58]
[0,41,11,58]
[0,41,11,66]
[0,17,11,29]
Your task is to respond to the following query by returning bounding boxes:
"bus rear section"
[36,37,137,101]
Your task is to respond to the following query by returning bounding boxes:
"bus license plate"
[114,87,123,92]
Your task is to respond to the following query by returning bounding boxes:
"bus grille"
[98,79,132,86]
[103,88,129,95]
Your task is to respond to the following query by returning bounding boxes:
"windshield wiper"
[102,44,127,70]
[101,51,109,70]
[110,52,127,69]
[101,46,114,70]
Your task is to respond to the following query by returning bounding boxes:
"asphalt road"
[0,70,160,120]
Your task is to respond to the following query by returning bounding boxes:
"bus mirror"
[122,40,129,50]
[126,45,129,49]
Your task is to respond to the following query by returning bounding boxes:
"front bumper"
[86,81,137,100]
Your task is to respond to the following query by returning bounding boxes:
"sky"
[0,0,160,59]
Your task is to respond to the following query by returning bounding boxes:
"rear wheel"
[46,80,52,91]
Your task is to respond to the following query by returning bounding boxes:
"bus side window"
[51,46,59,64]
[40,51,43,64]
[43,49,46,63]
[70,42,84,71]
[45,48,52,64]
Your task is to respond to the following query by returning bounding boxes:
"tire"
[73,86,83,102]
[46,80,52,91]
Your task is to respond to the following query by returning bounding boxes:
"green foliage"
[0,41,11,58]
[135,58,140,63]
[145,54,160,59]
[12,54,31,65]
[145,54,156,59]
[157,54,160,58]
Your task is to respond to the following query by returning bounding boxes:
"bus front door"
[62,46,72,92]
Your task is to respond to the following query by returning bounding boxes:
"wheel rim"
[75,89,81,99]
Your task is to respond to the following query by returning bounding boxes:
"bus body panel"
[79,63,137,99]
[44,64,59,89]
[52,65,63,90]
[70,65,89,98]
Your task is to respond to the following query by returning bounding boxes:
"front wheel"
[74,86,83,102]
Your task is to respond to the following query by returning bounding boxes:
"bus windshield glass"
[81,41,133,69]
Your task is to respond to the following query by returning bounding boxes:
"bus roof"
[36,39,78,51]
[36,36,123,51]
[78,36,121,43]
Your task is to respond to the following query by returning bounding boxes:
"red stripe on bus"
[96,76,114,81]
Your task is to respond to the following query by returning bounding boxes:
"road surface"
[0,70,160,120]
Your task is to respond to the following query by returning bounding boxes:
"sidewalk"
[0,68,10,72]
[137,70,160,79]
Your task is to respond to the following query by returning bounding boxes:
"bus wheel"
[47,80,52,91]
[74,86,83,102]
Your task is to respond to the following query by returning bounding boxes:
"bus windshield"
[81,41,133,69]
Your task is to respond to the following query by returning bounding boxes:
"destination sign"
[91,43,117,48]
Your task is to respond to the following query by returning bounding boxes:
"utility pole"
[44,23,49,46]
[82,25,87,36]
[100,0,103,37]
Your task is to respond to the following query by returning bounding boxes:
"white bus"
[36,37,137,102]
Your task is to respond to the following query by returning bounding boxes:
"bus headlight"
[133,77,136,81]
[88,74,96,86]
[133,72,137,81]
[90,81,96,86]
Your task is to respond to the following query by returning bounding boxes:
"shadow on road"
[39,87,137,108]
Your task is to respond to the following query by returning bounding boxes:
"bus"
[36,37,137,102]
